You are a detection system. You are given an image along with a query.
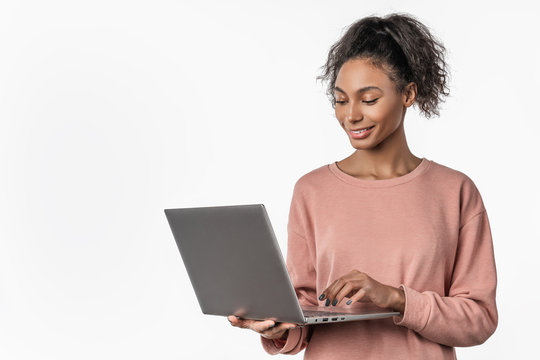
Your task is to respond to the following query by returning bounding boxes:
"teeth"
[352,127,372,134]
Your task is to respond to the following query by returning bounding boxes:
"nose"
[344,101,364,125]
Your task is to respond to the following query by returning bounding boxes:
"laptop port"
[322,318,328,322]
[331,317,338,321]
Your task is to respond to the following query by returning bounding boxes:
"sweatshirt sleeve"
[393,180,498,346]
[260,180,317,355]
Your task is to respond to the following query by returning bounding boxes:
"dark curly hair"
[316,12,450,119]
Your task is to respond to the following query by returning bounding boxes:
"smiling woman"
[315,12,451,179]
[227,11,498,360]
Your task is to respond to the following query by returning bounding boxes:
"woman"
[228,12,498,359]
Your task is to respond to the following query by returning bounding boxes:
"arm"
[260,229,316,355]
[260,182,317,355]
[393,210,498,347]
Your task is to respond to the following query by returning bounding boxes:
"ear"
[403,82,417,107]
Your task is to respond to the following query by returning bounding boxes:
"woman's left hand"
[318,270,405,313]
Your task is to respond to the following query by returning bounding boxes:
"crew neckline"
[328,157,431,188]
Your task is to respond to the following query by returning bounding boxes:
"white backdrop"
[1,0,538,359]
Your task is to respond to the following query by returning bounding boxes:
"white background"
[1,0,538,359]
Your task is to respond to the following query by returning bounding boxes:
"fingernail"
[288,326,296,330]
[332,299,338,306]
[346,300,352,305]
[319,294,325,300]
[325,299,330,306]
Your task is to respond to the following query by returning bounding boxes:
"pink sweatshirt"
[260,157,498,359]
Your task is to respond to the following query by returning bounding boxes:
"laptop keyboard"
[302,309,354,318]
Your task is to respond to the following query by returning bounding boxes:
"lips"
[349,125,375,139]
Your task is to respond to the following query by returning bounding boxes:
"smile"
[349,125,375,139]
[351,126,374,134]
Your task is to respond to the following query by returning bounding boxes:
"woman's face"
[334,58,416,150]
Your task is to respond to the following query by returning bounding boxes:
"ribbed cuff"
[392,284,430,332]
[260,327,303,355]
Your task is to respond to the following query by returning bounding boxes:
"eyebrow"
[334,86,383,95]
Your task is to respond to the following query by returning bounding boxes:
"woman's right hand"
[227,315,297,340]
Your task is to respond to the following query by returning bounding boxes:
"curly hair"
[316,12,450,119]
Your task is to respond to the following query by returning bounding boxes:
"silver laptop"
[164,204,401,325]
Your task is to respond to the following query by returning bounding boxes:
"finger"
[227,315,240,326]
[347,288,368,305]
[228,315,256,329]
[324,279,347,306]
[318,279,338,303]
[249,319,277,332]
[256,320,293,333]
[319,270,367,304]
[334,282,355,306]
[261,322,297,339]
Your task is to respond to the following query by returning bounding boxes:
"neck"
[346,121,421,180]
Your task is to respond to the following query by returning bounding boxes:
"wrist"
[272,330,288,344]
[278,329,289,340]
[391,287,406,313]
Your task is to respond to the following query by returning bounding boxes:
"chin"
[349,136,371,145]
[349,139,383,151]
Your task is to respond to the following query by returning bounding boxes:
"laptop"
[164,204,401,325]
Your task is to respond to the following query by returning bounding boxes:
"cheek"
[368,103,400,126]
[335,108,346,126]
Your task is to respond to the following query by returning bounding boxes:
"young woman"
[228,12,498,359]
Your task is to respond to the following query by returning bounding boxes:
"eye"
[334,99,379,106]
[363,99,379,105]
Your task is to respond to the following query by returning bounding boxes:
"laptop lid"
[165,204,306,324]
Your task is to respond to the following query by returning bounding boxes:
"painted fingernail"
[319,294,325,300]
[325,299,330,306]
[332,299,338,306]
[346,300,352,305]
[288,326,296,330]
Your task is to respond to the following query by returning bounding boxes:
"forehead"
[335,58,393,93]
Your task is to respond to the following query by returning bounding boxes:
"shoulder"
[427,159,487,222]
[428,159,474,185]
[427,159,482,194]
